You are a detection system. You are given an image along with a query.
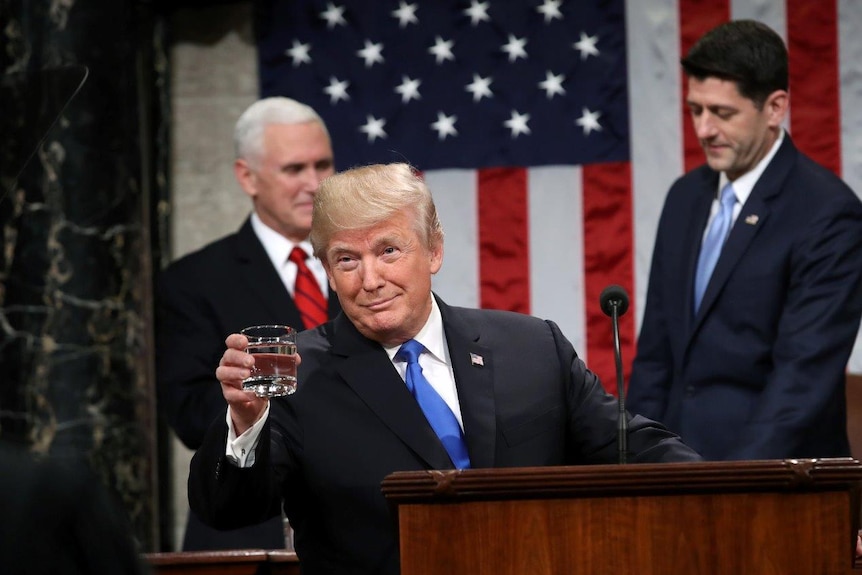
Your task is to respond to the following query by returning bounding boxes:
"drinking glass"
[240,324,297,397]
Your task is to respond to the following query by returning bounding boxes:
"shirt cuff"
[224,402,270,467]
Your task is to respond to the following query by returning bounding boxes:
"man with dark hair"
[628,20,862,460]
[680,19,788,107]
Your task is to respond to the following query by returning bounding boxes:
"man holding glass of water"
[189,163,701,574]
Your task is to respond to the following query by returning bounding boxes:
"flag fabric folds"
[258,0,862,391]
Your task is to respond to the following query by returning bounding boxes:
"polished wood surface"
[383,459,862,575]
[848,374,862,458]
[143,550,300,575]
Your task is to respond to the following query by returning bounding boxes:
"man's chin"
[353,312,402,343]
[705,157,729,173]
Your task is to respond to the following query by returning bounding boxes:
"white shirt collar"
[250,212,314,268]
[719,128,785,205]
[383,294,448,364]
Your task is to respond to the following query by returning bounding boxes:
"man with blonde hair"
[189,163,700,573]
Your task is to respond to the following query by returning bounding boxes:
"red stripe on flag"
[582,161,635,394]
[679,0,730,173]
[477,168,530,313]
[787,0,841,175]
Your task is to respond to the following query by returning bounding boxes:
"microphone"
[599,284,630,464]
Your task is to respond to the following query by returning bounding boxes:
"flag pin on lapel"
[470,353,484,367]
[744,214,759,225]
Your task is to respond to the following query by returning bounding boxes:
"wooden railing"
[143,550,299,575]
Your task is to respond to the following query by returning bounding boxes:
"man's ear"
[234,158,257,199]
[765,89,789,128]
[429,242,443,275]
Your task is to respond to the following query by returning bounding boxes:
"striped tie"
[289,247,328,329]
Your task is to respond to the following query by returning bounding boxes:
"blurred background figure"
[0,441,148,575]
[155,97,341,550]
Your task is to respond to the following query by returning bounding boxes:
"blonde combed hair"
[310,163,444,260]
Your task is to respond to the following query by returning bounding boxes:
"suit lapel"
[233,219,298,322]
[330,315,454,470]
[437,297,497,468]
[692,137,795,330]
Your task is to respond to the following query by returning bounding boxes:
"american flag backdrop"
[258,0,862,392]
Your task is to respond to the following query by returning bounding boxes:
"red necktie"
[289,247,328,329]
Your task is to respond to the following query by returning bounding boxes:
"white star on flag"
[357,40,384,68]
[428,36,455,64]
[465,74,493,102]
[391,1,418,28]
[285,40,311,67]
[395,76,422,103]
[463,1,490,26]
[323,77,349,104]
[502,34,528,63]
[431,112,458,140]
[539,71,566,99]
[320,2,346,29]
[573,31,599,60]
[536,0,563,23]
[359,115,387,142]
[504,110,530,137]
[575,107,602,135]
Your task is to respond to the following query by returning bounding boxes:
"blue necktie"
[397,339,471,469]
[694,183,736,313]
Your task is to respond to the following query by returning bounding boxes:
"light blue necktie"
[694,182,736,313]
[397,339,471,469]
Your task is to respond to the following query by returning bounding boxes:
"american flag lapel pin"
[470,353,484,367]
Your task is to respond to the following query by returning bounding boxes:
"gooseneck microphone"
[599,284,630,464]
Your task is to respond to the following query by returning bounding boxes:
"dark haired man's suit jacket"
[628,135,862,461]
[188,296,701,574]
[156,216,341,550]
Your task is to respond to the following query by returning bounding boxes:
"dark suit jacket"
[188,296,701,574]
[0,443,147,575]
[155,216,341,549]
[628,135,862,461]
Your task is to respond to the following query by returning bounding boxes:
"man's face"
[686,77,786,181]
[322,209,443,347]
[235,122,334,242]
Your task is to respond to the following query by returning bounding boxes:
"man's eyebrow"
[280,161,306,170]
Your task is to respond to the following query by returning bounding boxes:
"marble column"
[0,0,167,550]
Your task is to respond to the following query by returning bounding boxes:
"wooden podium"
[382,458,862,575]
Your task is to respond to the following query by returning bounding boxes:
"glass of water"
[240,324,297,398]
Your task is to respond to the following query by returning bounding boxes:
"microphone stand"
[610,301,627,464]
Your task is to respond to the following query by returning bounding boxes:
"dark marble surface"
[1,0,168,550]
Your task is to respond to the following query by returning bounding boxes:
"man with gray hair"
[156,97,341,549]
